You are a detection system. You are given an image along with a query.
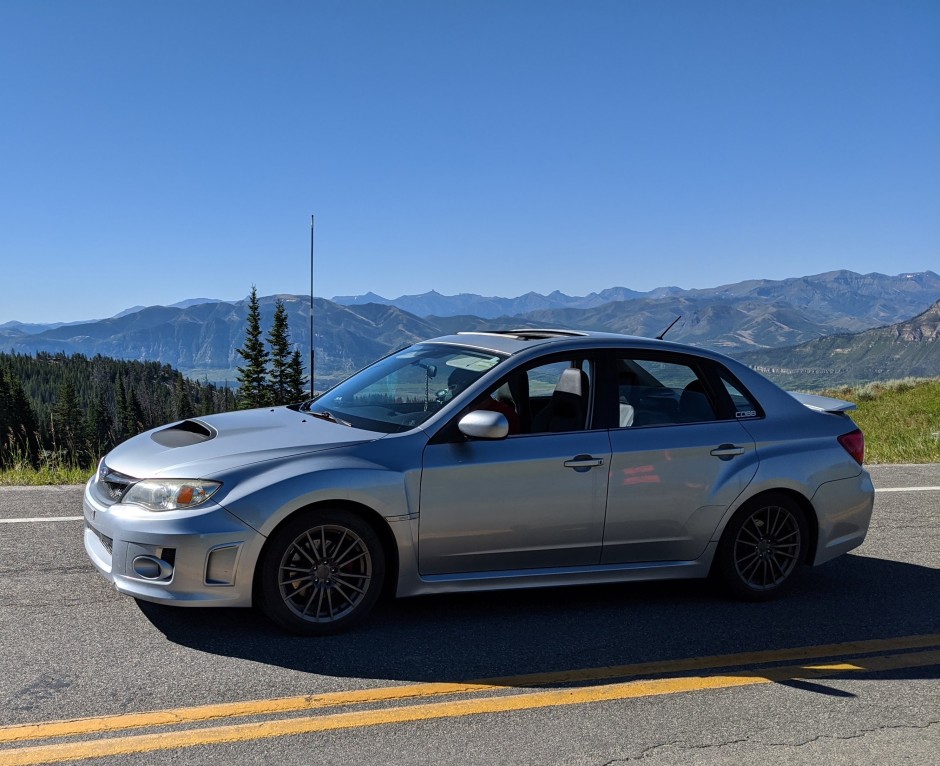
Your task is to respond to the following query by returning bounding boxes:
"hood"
[103,406,383,479]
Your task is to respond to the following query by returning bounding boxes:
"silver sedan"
[83,329,874,634]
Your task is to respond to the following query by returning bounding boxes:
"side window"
[616,356,716,427]
[718,373,761,420]
[525,359,593,434]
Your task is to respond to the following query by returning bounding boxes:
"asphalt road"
[0,465,937,765]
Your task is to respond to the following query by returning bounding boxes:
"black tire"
[716,493,808,601]
[258,508,385,635]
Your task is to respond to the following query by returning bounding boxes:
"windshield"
[305,344,505,433]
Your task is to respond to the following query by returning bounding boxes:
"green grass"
[0,464,92,486]
[2,378,937,484]
[821,378,940,464]
[0,442,94,486]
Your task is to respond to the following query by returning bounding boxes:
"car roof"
[424,328,709,358]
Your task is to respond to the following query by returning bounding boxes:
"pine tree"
[10,374,39,451]
[115,376,128,441]
[199,375,214,417]
[52,379,87,464]
[86,388,111,456]
[125,385,144,437]
[173,374,195,420]
[287,349,308,402]
[221,382,236,413]
[266,299,293,405]
[0,369,35,467]
[0,370,10,422]
[236,286,270,408]
[0,371,12,468]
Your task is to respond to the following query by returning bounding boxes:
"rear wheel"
[258,508,385,635]
[717,494,807,600]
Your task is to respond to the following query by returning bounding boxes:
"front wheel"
[716,494,807,600]
[258,509,385,635]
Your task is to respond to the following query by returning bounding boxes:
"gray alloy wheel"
[259,509,385,635]
[717,494,807,600]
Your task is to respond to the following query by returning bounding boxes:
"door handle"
[710,444,745,459]
[564,455,605,471]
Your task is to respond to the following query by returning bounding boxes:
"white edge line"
[875,487,940,493]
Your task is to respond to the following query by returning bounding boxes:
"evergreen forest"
[0,351,237,471]
[1,289,307,473]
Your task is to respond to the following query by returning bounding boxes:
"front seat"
[532,368,589,433]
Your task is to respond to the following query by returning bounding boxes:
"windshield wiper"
[307,409,352,427]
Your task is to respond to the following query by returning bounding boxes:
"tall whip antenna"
[310,215,315,399]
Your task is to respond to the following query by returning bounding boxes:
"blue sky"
[1,0,937,324]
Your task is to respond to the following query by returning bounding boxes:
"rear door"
[602,353,758,564]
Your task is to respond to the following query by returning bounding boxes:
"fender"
[214,436,425,537]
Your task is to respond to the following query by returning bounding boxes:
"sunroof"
[458,328,587,341]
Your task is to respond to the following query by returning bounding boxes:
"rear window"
[719,374,761,420]
[617,357,717,427]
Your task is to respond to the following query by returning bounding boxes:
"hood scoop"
[151,419,217,448]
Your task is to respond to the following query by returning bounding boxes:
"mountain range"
[2,270,938,390]
[738,299,940,389]
[333,270,940,328]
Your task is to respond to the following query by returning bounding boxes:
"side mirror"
[458,410,509,440]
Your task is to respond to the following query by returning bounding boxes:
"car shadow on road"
[137,552,940,686]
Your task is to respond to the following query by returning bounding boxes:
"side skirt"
[396,542,719,597]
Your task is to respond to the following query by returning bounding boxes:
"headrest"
[554,367,586,397]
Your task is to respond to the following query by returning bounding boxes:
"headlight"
[123,479,222,512]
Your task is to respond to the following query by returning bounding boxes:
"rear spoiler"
[788,392,857,413]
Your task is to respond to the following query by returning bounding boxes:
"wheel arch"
[715,488,819,569]
[251,499,401,605]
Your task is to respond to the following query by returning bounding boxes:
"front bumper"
[83,478,265,607]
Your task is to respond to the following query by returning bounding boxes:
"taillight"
[838,429,865,465]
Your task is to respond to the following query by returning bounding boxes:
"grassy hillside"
[821,378,940,464]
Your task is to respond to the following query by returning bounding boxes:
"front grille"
[102,479,128,501]
[95,463,136,506]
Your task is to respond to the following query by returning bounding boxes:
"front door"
[418,356,609,576]
[418,430,611,575]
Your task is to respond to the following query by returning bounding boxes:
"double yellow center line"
[1,634,938,765]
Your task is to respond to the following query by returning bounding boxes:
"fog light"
[132,555,174,580]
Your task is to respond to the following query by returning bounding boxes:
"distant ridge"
[3,297,228,330]
[113,298,226,319]
[333,270,940,323]
[332,286,652,318]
